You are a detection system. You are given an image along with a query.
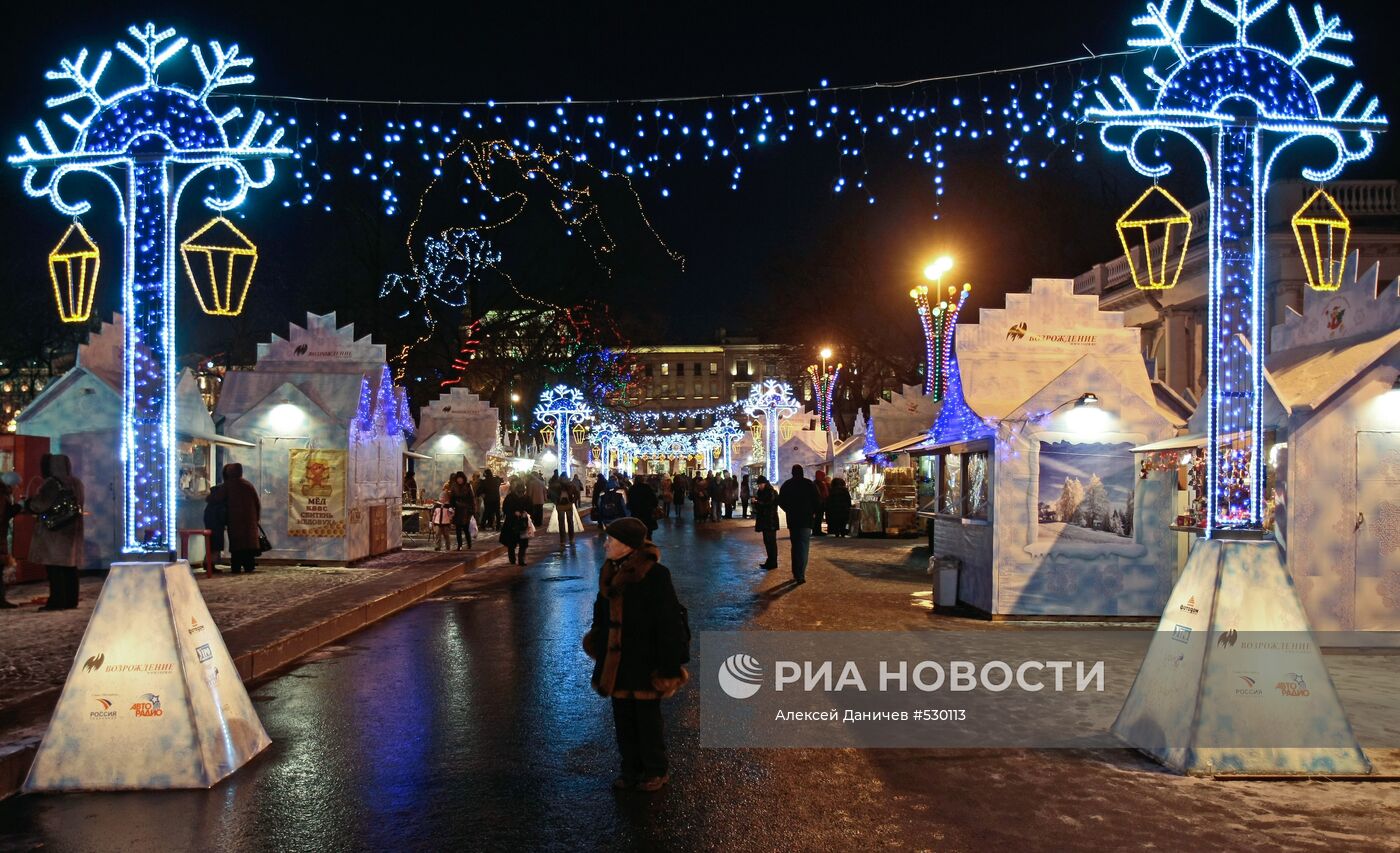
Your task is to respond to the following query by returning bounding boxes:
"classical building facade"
[1073,179,1400,407]
[629,339,797,432]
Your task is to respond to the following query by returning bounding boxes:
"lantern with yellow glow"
[540,423,556,446]
[571,422,588,445]
[180,217,260,316]
[48,222,101,323]
[1291,190,1351,291]
[1116,186,1193,290]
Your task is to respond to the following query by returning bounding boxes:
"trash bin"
[935,558,961,608]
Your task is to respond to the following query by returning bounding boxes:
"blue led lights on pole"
[1086,0,1385,532]
[9,24,288,553]
[534,385,592,478]
[743,380,800,481]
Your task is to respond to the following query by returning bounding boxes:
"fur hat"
[605,517,650,550]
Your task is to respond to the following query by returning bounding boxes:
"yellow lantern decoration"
[48,222,101,323]
[180,216,260,316]
[571,422,588,444]
[540,423,556,445]
[1291,189,1351,292]
[1116,186,1193,290]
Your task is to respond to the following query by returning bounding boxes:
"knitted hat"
[606,517,650,550]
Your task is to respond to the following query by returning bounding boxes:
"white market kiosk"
[214,312,407,563]
[916,279,1182,618]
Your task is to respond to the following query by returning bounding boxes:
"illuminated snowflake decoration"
[1086,0,1385,531]
[533,384,592,477]
[743,380,800,480]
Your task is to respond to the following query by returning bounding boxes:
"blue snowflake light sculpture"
[9,24,288,553]
[533,385,592,477]
[711,417,746,474]
[743,380,800,481]
[1086,0,1385,532]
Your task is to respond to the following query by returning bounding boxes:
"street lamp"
[913,255,954,397]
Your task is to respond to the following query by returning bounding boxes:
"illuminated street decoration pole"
[9,24,288,553]
[533,385,592,478]
[1087,0,1384,532]
[743,380,799,480]
[712,417,745,474]
[930,284,971,403]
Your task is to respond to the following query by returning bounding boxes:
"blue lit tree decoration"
[533,384,592,477]
[1087,0,1385,531]
[711,417,746,474]
[9,24,289,553]
[743,380,800,481]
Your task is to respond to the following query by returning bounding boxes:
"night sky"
[2,0,1397,360]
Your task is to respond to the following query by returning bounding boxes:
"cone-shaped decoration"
[1291,190,1351,292]
[1116,186,1193,290]
[181,217,259,316]
[48,222,101,323]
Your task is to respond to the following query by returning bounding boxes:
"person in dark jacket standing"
[627,478,660,536]
[812,470,831,536]
[776,464,819,584]
[449,471,475,550]
[500,480,533,565]
[740,474,752,519]
[26,453,86,609]
[752,475,780,570]
[583,518,689,792]
[480,470,501,531]
[670,472,688,521]
[203,482,228,573]
[827,477,853,537]
[0,471,22,607]
[212,463,262,574]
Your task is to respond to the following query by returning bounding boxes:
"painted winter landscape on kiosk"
[1036,441,1135,544]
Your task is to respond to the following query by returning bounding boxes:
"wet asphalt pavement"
[7,520,1400,852]
[0,520,787,852]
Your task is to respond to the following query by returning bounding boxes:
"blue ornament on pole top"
[533,385,592,477]
[1086,0,1386,532]
[743,380,800,481]
[9,23,289,553]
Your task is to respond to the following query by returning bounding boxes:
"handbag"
[39,485,82,531]
[468,516,479,537]
[524,515,537,539]
[257,524,272,554]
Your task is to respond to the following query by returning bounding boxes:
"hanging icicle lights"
[234,49,1141,218]
[1086,0,1386,531]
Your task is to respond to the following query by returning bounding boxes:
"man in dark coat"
[583,518,689,792]
[627,478,660,535]
[500,481,533,565]
[214,463,262,574]
[740,474,752,520]
[752,475,780,570]
[480,470,501,530]
[203,483,228,573]
[776,464,819,584]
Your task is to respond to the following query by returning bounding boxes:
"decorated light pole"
[712,417,745,474]
[10,24,288,553]
[533,385,592,477]
[743,380,800,481]
[1088,0,1383,775]
[1087,0,1383,532]
[807,347,842,466]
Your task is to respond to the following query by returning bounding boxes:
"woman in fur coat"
[583,518,689,791]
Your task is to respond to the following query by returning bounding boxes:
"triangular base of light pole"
[25,561,270,792]
[1112,537,1369,776]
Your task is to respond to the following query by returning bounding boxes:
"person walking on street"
[627,477,660,537]
[0,471,22,607]
[449,471,475,550]
[777,464,819,584]
[595,481,628,533]
[740,474,752,520]
[692,478,710,523]
[500,480,533,565]
[753,475,780,571]
[812,470,831,536]
[527,473,547,529]
[827,477,853,537]
[722,474,738,520]
[25,454,86,608]
[203,479,228,573]
[659,476,673,520]
[556,475,578,543]
[583,518,690,792]
[432,480,455,551]
[217,462,261,574]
